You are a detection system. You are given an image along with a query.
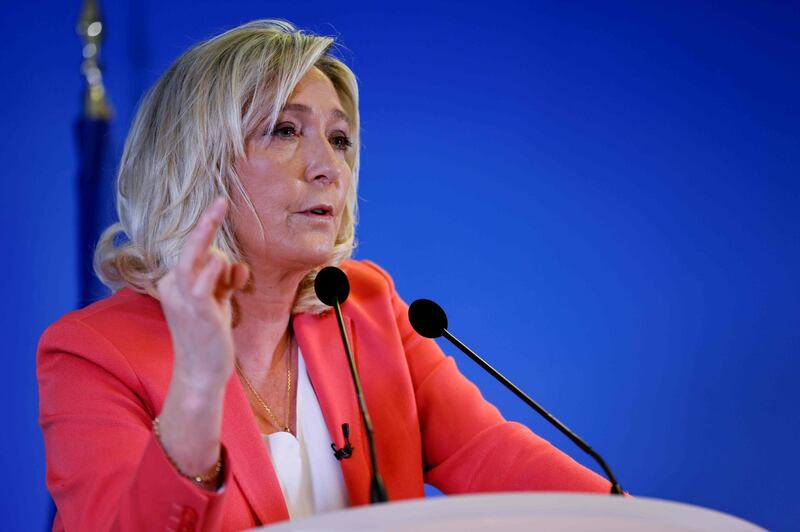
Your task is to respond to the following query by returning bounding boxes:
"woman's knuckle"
[176,261,192,277]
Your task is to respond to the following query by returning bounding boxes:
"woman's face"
[231,67,353,274]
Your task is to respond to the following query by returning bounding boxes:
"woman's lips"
[294,204,335,222]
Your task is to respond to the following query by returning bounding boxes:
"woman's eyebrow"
[282,103,350,125]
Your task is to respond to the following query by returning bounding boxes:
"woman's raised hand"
[156,198,249,394]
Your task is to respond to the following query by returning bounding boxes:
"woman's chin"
[265,245,338,273]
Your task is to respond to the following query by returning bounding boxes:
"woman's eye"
[271,124,297,139]
[330,134,353,151]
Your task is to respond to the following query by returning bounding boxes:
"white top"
[262,349,349,520]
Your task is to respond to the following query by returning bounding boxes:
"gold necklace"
[235,335,293,433]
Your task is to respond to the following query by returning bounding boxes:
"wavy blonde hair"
[94,19,359,315]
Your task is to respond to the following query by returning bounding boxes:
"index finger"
[178,198,228,273]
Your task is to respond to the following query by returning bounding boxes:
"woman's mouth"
[296,204,335,219]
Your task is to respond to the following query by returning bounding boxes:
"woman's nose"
[303,133,344,185]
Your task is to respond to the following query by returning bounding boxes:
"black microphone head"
[314,266,351,306]
[408,299,448,338]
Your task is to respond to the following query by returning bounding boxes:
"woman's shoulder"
[333,260,413,326]
[42,288,163,339]
[340,259,399,298]
[38,288,170,376]
[341,260,404,305]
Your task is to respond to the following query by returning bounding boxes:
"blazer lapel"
[221,376,290,524]
[293,310,372,506]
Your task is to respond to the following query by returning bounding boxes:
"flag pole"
[76,0,112,308]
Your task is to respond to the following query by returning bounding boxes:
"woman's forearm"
[156,373,226,482]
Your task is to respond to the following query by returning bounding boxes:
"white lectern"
[261,493,764,531]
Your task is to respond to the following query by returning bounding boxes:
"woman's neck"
[231,266,307,374]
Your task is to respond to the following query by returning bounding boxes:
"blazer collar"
[221,376,290,524]
[293,309,372,506]
[218,307,372,524]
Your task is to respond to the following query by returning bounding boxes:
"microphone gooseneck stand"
[408,298,624,495]
[315,267,388,503]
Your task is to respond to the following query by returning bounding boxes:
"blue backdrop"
[3,1,798,530]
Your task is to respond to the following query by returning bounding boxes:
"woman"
[38,20,610,531]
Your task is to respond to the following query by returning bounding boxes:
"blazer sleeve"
[37,317,231,531]
[361,261,611,494]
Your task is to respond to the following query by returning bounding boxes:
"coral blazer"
[38,260,609,531]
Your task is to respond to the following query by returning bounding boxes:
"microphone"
[314,266,350,307]
[314,266,389,503]
[331,423,353,461]
[408,298,624,495]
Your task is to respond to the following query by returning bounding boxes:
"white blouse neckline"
[262,349,349,519]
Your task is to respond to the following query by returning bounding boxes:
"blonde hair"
[94,19,359,314]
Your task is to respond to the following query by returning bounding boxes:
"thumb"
[231,263,250,292]
[214,262,250,301]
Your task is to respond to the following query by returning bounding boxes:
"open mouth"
[299,204,334,217]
